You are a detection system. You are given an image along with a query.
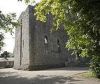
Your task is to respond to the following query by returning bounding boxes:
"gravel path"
[0,67,100,84]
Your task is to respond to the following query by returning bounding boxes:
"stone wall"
[14,7,30,70]
[14,5,71,70]
[28,5,70,70]
[0,61,14,68]
[0,58,14,68]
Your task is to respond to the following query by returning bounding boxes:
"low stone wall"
[0,61,14,68]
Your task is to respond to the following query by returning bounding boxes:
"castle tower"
[14,5,70,70]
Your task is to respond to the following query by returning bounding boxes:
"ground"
[0,67,100,84]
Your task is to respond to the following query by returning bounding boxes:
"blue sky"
[0,0,40,53]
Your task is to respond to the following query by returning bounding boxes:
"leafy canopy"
[0,11,18,51]
[0,32,4,51]
[34,0,95,57]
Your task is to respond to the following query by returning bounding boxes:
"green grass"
[79,71,96,78]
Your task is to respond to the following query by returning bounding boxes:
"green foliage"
[0,32,4,51]
[34,0,95,57]
[0,11,18,51]
[35,0,66,30]
[90,56,100,78]
[18,0,35,4]
[0,51,10,59]
[0,11,18,33]
[78,71,96,78]
[25,0,35,3]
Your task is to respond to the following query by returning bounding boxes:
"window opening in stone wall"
[57,39,61,52]
[44,36,48,44]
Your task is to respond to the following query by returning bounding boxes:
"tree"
[24,0,100,78]
[0,11,18,51]
[0,51,10,59]
[0,11,18,33]
[0,32,4,51]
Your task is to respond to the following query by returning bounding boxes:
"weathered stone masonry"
[14,5,71,70]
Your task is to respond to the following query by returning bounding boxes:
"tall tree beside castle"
[0,11,18,51]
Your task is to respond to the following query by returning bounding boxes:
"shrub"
[90,56,100,78]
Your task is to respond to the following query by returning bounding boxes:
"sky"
[0,0,41,53]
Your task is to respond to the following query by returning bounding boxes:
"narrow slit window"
[57,39,61,52]
[57,39,60,47]
[44,36,48,44]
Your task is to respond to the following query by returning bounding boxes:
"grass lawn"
[77,71,96,78]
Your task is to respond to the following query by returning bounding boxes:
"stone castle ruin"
[14,5,72,70]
